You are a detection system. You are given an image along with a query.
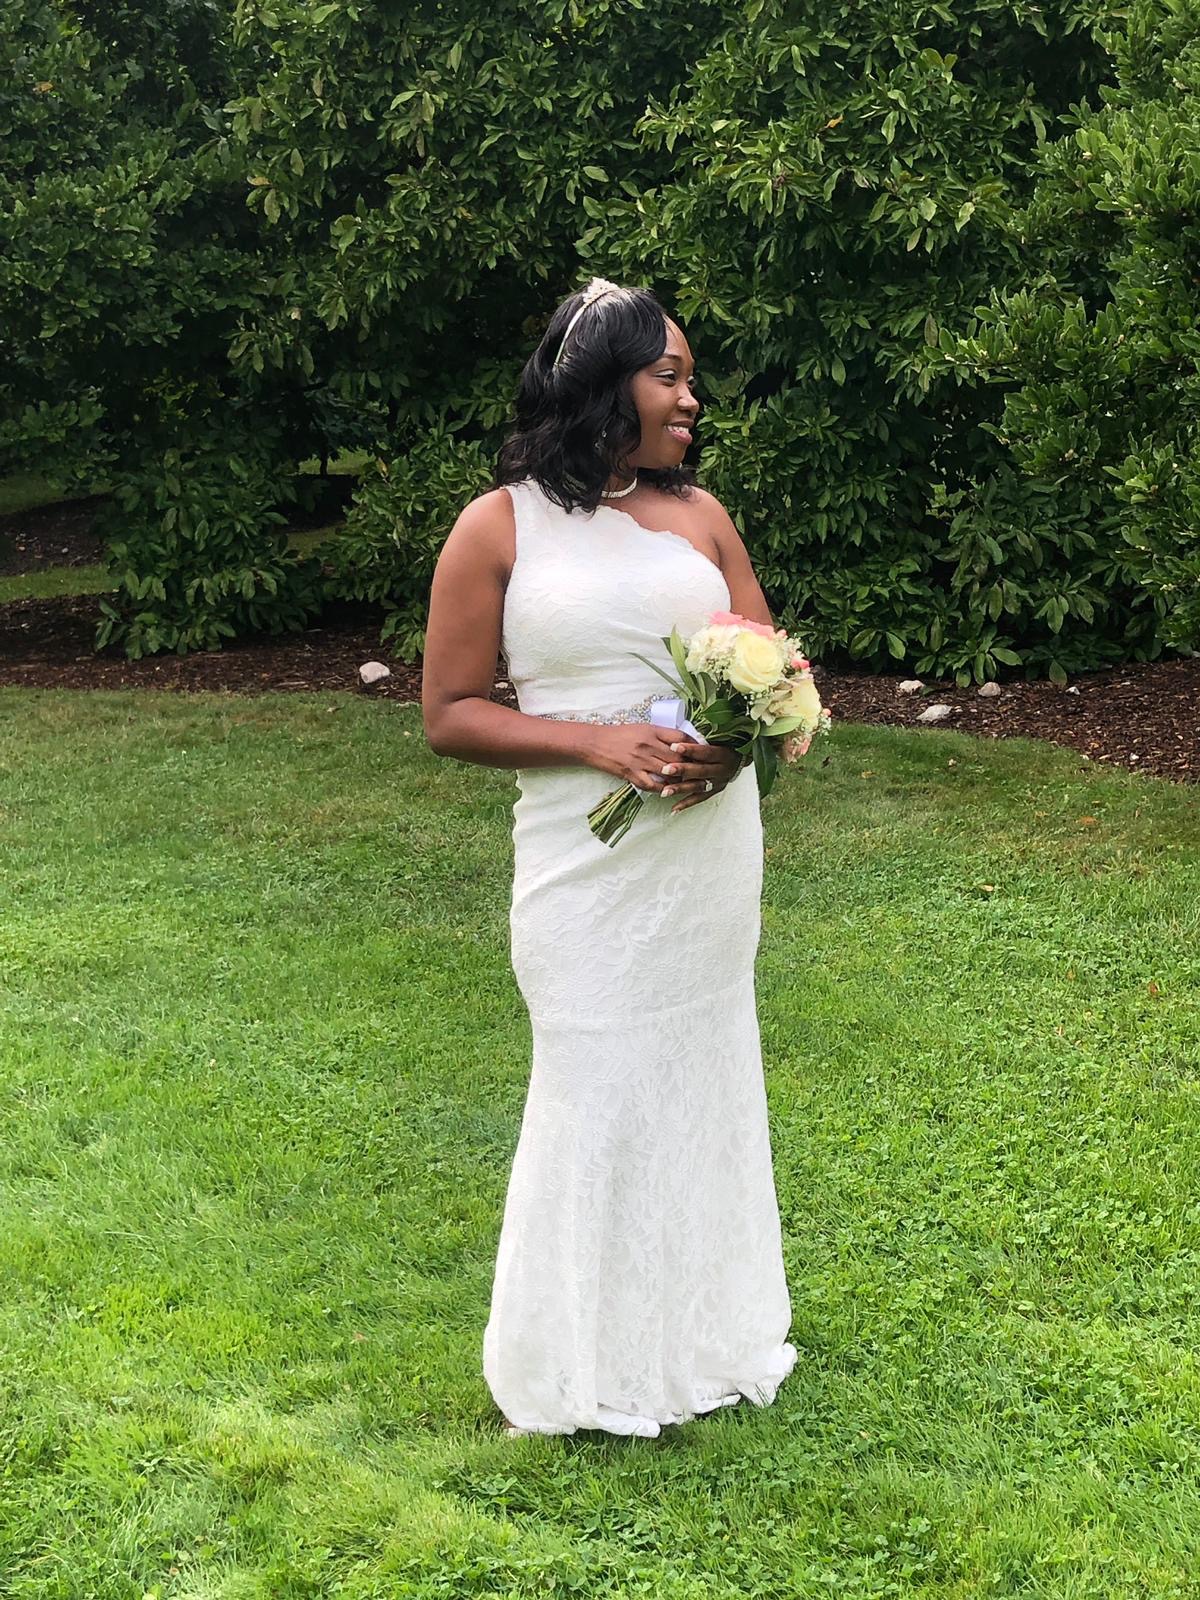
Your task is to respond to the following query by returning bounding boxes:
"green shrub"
[580,1,1122,682]
[942,0,1200,660]
[7,0,1157,680]
[94,418,322,658]
[321,430,494,661]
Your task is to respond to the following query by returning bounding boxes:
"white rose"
[727,631,788,695]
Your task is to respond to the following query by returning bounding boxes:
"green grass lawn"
[1,689,1198,1598]
[0,475,86,518]
[0,564,116,603]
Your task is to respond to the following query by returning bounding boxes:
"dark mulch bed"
[0,495,109,576]
[2,588,1197,788]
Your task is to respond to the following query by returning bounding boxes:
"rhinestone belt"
[536,691,675,726]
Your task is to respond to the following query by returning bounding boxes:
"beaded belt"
[535,691,677,726]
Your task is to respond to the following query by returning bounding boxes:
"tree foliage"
[943,0,1200,659]
[6,0,1179,682]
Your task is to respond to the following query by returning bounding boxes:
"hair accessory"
[552,276,631,370]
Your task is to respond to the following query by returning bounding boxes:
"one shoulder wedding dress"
[482,476,797,1437]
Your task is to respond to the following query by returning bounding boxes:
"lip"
[665,423,694,443]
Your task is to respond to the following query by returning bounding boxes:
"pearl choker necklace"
[600,473,638,499]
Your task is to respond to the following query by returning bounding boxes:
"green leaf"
[629,650,685,694]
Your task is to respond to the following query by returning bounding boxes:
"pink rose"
[790,653,810,671]
[708,609,778,639]
[781,733,812,764]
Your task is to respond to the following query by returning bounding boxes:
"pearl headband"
[552,276,635,370]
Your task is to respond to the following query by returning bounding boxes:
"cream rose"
[777,674,823,728]
[727,630,789,695]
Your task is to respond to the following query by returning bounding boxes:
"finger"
[670,789,716,812]
[663,775,727,801]
[668,742,736,770]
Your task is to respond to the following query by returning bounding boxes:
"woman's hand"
[658,738,742,812]
[585,726,742,810]
[585,723,696,793]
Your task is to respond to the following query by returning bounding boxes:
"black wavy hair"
[493,279,700,514]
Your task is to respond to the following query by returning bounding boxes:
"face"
[625,318,701,469]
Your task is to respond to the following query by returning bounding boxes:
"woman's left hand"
[657,740,743,812]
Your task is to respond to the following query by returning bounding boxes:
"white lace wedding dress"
[482,476,797,1437]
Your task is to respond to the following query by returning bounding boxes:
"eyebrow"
[657,354,697,372]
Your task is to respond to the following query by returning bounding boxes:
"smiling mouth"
[665,424,693,442]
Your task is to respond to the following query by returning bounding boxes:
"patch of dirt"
[0,496,109,575]
[2,589,1197,788]
[821,659,1199,787]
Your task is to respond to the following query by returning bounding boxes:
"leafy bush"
[581,0,1120,682]
[940,0,1200,661]
[321,429,494,662]
[94,416,322,658]
[10,0,1171,682]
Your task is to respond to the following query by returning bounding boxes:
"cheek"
[628,381,657,429]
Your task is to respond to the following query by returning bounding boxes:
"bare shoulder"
[443,485,517,585]
[684,484,745,548]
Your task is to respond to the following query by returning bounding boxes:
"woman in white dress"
[422,278,797,1439]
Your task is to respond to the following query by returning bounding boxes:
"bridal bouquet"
[588,609,831,847]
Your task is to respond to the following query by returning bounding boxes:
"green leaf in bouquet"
[694,669,720,708]
[702,704,752,740]
[752,735,780,799]
[665,628,702,699]
[629,650,687,693]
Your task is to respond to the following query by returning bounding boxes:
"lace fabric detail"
[483,478,796,1437]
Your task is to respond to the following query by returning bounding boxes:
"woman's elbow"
[422,704,451,756]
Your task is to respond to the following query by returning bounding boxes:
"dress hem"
[497,1340,797,1439]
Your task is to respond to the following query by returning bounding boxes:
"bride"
[422,277,797,1438]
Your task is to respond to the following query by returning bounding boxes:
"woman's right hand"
[585,723,696,791]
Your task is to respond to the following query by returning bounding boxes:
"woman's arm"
[422,489,593,769]
[691,487,776,628]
